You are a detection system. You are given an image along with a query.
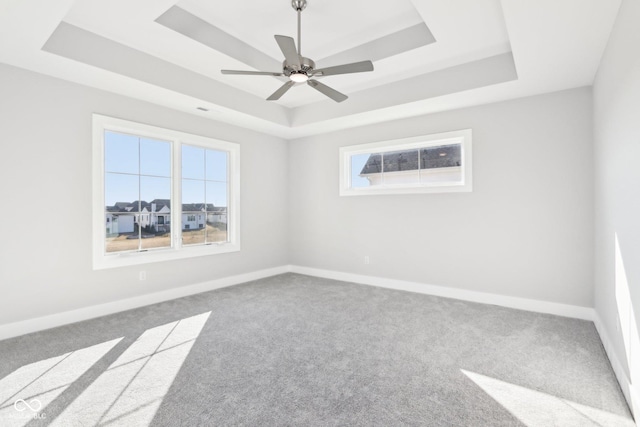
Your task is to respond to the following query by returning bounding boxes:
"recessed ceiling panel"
[156,6,284,76]
[177,0,424,62]
[318,22,436,67]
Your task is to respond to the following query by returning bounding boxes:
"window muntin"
[93,115,240,270]
[339,130,472,196]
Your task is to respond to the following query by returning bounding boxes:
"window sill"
[93,242,240,270]
[340,182,472,196]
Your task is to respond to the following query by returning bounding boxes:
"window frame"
[339,129,473,196]
[92,114,240,270]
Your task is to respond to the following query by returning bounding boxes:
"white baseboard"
[289,265,596,321]
[1,264,595,338]
[0,265,290,341]
[593,314,640,419]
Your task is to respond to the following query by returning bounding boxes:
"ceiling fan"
[221,0,374,103]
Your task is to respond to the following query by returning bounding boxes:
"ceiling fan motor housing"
[283,57,315,76]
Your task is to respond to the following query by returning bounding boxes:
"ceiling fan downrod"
[292,0,307,56]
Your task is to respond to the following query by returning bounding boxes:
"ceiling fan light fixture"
[289,72,309,83]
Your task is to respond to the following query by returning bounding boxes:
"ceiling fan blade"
[267,81,295,101]
[274,35,300,68]
[307,80,348,103]
[222,70,284,76]
[313,60,374,77]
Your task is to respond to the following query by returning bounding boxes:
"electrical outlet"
[139,271,146,281]
[364,256,370,265]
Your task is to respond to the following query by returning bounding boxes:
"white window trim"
[339,129,473,196]
[92,114,240,270]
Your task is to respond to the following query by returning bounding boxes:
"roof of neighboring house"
[106,200,224,213]
[182,203,216,212]
[360,144,462,175]
[153,203,169,212]
[124,201,149,213]
[151,199,171,207]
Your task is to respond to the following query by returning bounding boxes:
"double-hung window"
[93,115,240,269]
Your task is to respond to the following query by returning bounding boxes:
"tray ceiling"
[0,0,622,138]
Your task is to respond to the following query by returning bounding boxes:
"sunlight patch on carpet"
[0,338,122,426]
[51,311,210,426]
[461,369,635,427]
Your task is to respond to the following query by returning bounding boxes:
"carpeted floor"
[0,273,635,426]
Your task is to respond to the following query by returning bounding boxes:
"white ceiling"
[0,0,621,139]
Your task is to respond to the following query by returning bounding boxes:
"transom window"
[339,129,472,196]
[93,115,240,270]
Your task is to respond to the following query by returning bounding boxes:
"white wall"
[593,0,640,415]
[0,63,289,325]
[289,88,594,307]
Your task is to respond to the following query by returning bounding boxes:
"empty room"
[0,0,638,425]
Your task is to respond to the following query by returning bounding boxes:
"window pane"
[105,173,139,253]
[182,145,205,180]
[206,149,228,182]
[206,181,227,208]
[382,150,420,186]
[420,144,463,184]
[140,138,171,177]
[182,179,205,206]
[420,144,462,169]
[350,153,372,188]
[383,150,419,172]
[140,176,171,203]
[357,153,383,187]
[206,182,228,243]
[105,132,139,174]
[105,173,139,208]
[360,153,382,174]
[140,176,171,250]
[182,179,205,246]
[206,214,227,243]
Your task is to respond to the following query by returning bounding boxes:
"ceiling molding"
[42,21,291,127]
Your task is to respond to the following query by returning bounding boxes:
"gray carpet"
[0,273,634,426]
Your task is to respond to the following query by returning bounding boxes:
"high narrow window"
[93,115,240,269]
[340,129,472,196]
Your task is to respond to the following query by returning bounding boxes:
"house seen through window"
[340,129,472,195]
[94,115,239,269]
